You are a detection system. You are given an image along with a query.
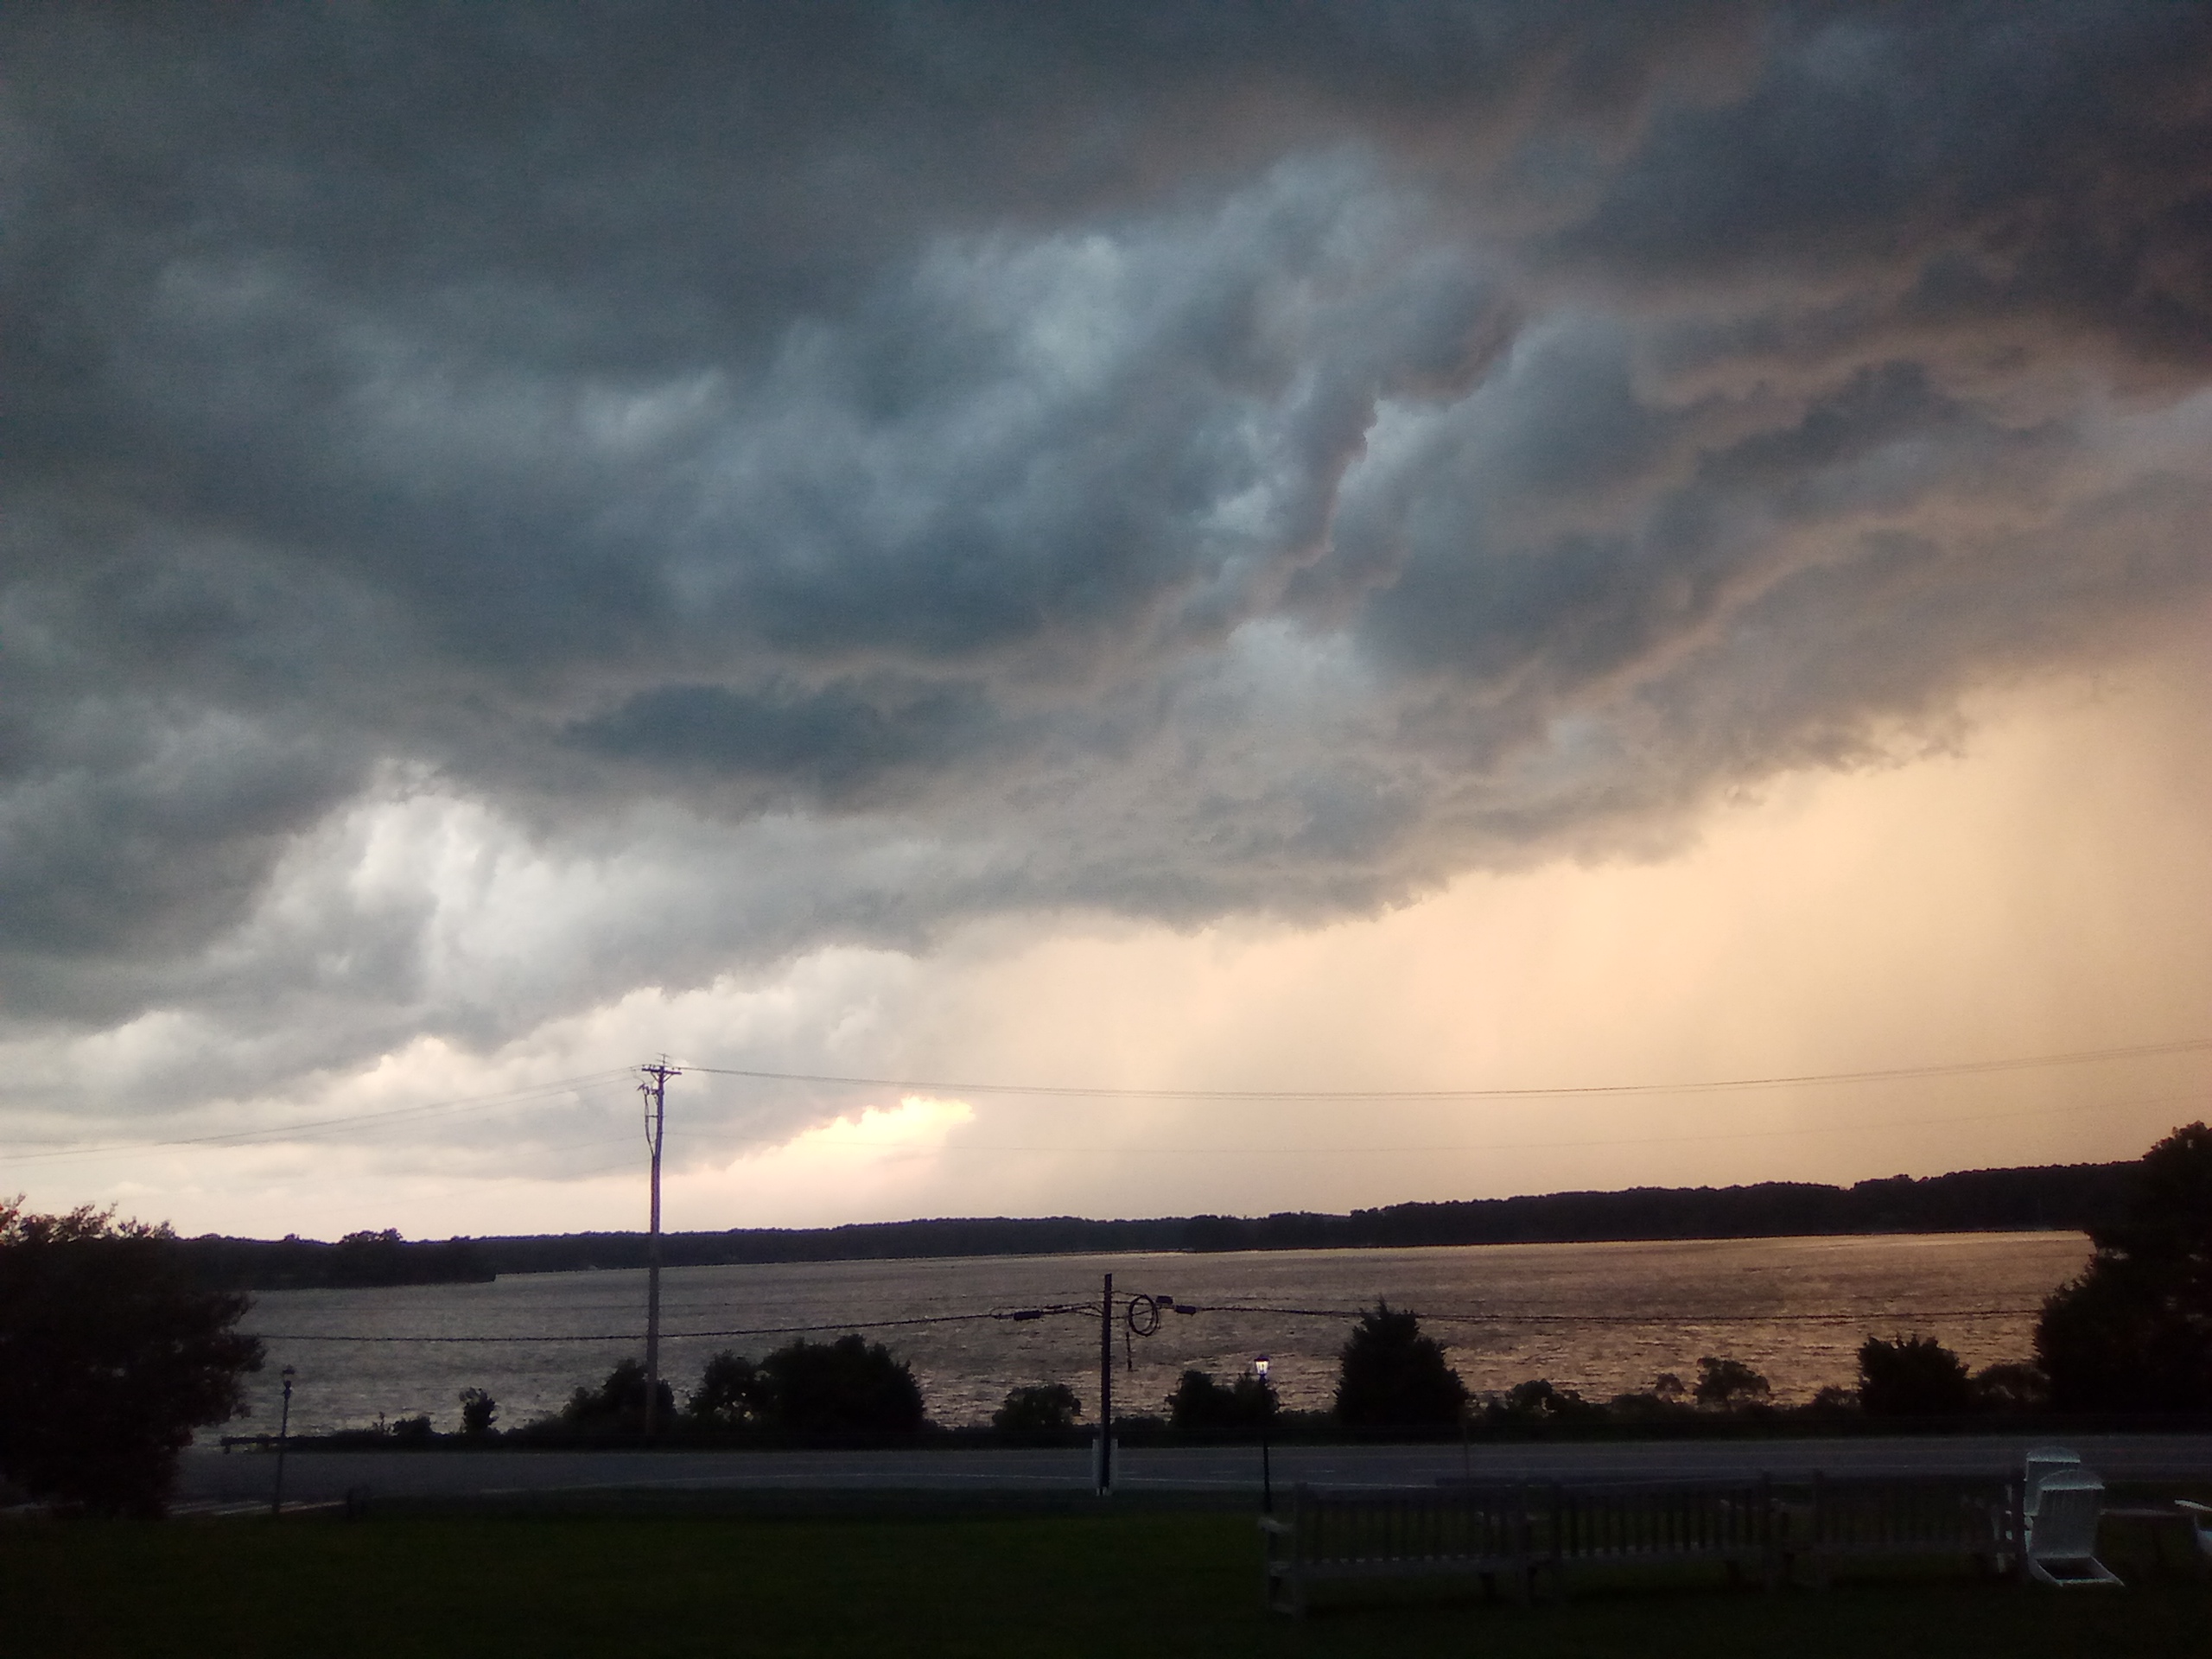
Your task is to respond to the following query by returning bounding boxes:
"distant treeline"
[173,1228,493,1291]
[170,1161,2133,1287]
[467,1159,2134,1278]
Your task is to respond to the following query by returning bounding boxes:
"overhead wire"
[630,1086,2208,1163]
[1192,1303,2044,1326]
[677,1033,2212,1103]
[5,1036,2203,1169]
[239,1300,2045,1344]
[245,1307,1077,1344]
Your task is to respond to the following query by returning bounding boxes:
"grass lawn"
[3,1509,2205,1658]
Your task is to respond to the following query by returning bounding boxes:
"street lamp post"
[270,1365,296,1518]
[1255,1354,1273,1514]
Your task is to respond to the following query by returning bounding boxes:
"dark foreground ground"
[5,1508,2206,1659]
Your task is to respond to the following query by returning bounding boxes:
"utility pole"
[1096,1272,1114,1496]
[639,1059,681,1436]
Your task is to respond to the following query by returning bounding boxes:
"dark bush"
[1605,1371,1695,1420]
[562,1358,675,1431]
[1692,1357,1770,1410]
[1333,1303,1469,1427]
[1969,1361,2049,1414]
[458,1387,498,1437]
[1857,1334,1973,1415]
[390,1412,435,1443]
[0,1200,263,1515]
[994,1382,1083,1432]
[2037,1122,2212,1411]
[757,1334,925,1433]
[1484,1378,1606,1427]
[688,1351,768,1427]
[1167,1368,1277,1430]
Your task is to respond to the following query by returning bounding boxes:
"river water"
[230,1231,2091,1438]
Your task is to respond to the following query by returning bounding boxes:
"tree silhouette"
[1166,1367,1277,1430]
[1691,1357,1770,1410]
[458,1387,499,1437]
[755,1334,925,1434]
[561,1358,674,1431]
[2037,1122,2212,1411]
[1857,1334,1972,1415]
[0,1200,264,1515]
[994,1382,1084,1432]
[1333,1302,1468,1427]
[688,1351,769,1427]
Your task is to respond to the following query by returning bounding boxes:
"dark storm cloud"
[3,2,2209,1091]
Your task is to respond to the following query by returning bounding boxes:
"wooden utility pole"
[639,1059,681,1435]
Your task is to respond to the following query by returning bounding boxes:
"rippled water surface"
[232,1231,2090,1437]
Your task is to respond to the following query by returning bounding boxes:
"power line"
[678,1033,2212,1103]
[607,1087,2205,1165]
[7,1036,2202,1169]
[240,1301,2043,1344]
[1195,1304,2043,1326]
[244,1308,1056,1344]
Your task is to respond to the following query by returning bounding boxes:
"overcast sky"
[5,2,2210,1240]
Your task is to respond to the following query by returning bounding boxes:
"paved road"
[177,1434,2212,1508]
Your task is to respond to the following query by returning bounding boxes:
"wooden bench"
[1261,1484,1537,1615]
[1261,1479,1785,1613]
[1805,1472,2011,1587]
[2106,1499,2212,1579]
[1538,1478,1785,1596]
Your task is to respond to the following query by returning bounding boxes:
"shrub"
[1857,1334,1973,1415]
[1604,1388,1693,1421]
[458,1388,499,1437]
[1166,1368,1276,1430]
[1484,1378,1605,1427]
[2036,1122,2212,1411]
[1969,1361,2048,1414]
[0,1200,263,1515]
[1333,1302,1469,1427]
[756,1334,925,1434]
[688,1351,768,1427]
[390,1412,435,1443]
[994,1382,1084,1432]
[1692,1357,1770,1410]
[561,1358,675,1431]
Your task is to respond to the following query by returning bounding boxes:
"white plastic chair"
[2023,1444,2081,1505]
[2177,1499,2212,1562]
[2024,1468,2122,1586]
[2005,1445,2083,1570]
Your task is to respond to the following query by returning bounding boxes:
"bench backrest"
[1287,1485,1532,1566]
[1546,1479,1776,1563]
[1809,1473,2006,1552]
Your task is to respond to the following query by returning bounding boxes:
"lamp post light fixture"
[270,1365,296,1519]
[1255,1354,1273,1514]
